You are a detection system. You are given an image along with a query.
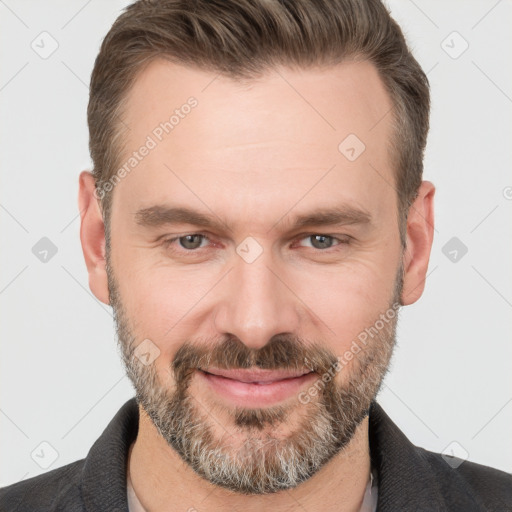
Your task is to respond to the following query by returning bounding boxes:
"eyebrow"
[134,204,372,234]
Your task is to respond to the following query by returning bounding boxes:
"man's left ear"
[401,180,435,305]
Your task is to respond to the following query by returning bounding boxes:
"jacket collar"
[367,400,446,510]
[80,398,139,511]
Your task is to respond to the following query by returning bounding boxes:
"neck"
[128,406,371,512]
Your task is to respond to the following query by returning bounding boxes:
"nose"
[213,249,301,351]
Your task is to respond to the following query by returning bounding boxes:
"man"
[1,0,511,510]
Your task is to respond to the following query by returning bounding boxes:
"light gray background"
[1,0,511,487]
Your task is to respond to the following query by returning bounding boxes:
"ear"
[401,180,435,305]
[78,171,110,305]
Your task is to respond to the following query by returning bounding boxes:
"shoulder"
[0,459,86,512]
[368,401,512,510]
[419,446,512,509]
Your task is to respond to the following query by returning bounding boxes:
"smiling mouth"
[200,367,314,384]
[196,367,318,407]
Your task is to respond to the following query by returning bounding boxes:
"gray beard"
[107,251,402,495]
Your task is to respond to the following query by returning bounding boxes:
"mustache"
[171,333,339,386]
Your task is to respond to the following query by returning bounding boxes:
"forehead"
[113,58,395,227]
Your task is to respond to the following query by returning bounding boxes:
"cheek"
[114,264,188,362]
[291,258,398,350]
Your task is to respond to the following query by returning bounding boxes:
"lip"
[198,367,317,407]
[203,367,312,383]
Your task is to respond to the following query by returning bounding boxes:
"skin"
[78,59,434,511]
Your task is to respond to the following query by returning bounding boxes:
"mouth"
[197,367,317,406]
[202,367,313,383]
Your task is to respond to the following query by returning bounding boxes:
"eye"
[296,234,350,251]
[161,233,351,255]
[163,233,210,251]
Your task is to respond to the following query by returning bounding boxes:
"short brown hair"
[88,0,430,247]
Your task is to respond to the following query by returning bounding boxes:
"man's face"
[105,59,403,494]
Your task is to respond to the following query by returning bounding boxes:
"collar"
[367,400,446,510]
